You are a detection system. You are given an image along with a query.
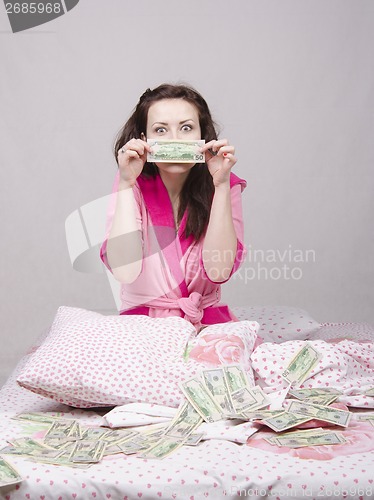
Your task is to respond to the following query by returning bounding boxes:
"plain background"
[1,0,373,387]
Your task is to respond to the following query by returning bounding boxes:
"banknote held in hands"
[147,139,205,163]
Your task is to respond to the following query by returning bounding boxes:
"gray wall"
[1,0,373,386]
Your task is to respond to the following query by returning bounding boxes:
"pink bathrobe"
[100,170,247,329]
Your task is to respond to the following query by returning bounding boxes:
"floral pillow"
[187,320,259,374]
[17,306,259,409]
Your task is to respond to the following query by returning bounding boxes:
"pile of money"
[2,360,367,464]
[141,365,270,459]
[147,139,205,163]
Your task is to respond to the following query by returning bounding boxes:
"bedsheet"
[1,318,374,500]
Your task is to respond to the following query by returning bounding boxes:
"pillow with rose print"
[232,305,321,343]
[17,306,258,409]
[187,320,260,373]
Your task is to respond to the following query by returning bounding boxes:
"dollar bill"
[44,420,80,442]
[164,401,203,439]
[365,387,374,396]
[357,413,374,421]
[139,436,185,459]
[230,386,269,414]
[1,438,63,460]
[306,394,340,406]
[11,412,60,425]
[282,343,322,386]
[117,436,150,455]
[202,368,235,416]
[224,365,250,393]
[272,431,346,448]
[264,427,328,444]
[81,427,112,441]
[241,409,284,421]
[262,411,313,432]
[147,139,205,163]
[289,387,342,400]
[100,429,137,446]
[0,457,23,488]
[69,440,106,463]
[184,432,205,446]
[287,400,351,427]
[179,377,223,423]
[289,387,342,406]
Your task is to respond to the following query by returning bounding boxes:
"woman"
[100,83,247,330]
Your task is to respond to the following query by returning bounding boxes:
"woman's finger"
[216,145,235,156]
[118,149,141,160]
[201,139,229,153]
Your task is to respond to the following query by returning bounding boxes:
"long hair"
[114,83,219,240]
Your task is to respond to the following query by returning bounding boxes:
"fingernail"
[223,153,228,157]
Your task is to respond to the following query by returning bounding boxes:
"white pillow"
[232,305,321,342]
[17,306,258,409]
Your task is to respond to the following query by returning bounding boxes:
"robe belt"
[177,292,205,324]
[121,290,220,327]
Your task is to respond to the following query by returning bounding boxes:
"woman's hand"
[117,138,151,188]
[200,139,237,187]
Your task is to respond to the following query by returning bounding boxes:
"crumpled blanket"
[251,339,374,407]
[102,402,260,443]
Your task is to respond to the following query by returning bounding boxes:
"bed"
[1,305,374,500]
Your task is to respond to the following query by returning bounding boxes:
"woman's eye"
[181,124,192,132]
[155,127,167,133]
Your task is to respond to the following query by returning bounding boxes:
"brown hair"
[114,83,219,240]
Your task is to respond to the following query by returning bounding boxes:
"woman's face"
[145,98,202,174]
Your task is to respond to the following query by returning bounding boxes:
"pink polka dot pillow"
[17,306,202,408]
[16,306,259,409]
[232,305,321,343]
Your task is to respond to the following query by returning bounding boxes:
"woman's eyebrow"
[151,119,196,126]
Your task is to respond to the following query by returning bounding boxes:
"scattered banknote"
[164,401,203,439]
[69,440,106,464]
[202,368,236,416]
[179,377,223,423]
[289,388,342,400]
[44,419,81,442]
[230,386,269,414]
[184,432,205,446]
[139,436,185,459]
[0,457,23,488]
[12,412,60,425]
[264,427,328,444]
[241,409,285,421]
[269,431,346,448]
[147,139,205,163]
[224,365,250,393]
[287,400,351,427]
[357,413,374,421]
[262,411,313,432]
[289,387,342,406]
[282,343,322,386]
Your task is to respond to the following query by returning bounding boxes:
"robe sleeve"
[200,175,247,284]
[99,170,143,273]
